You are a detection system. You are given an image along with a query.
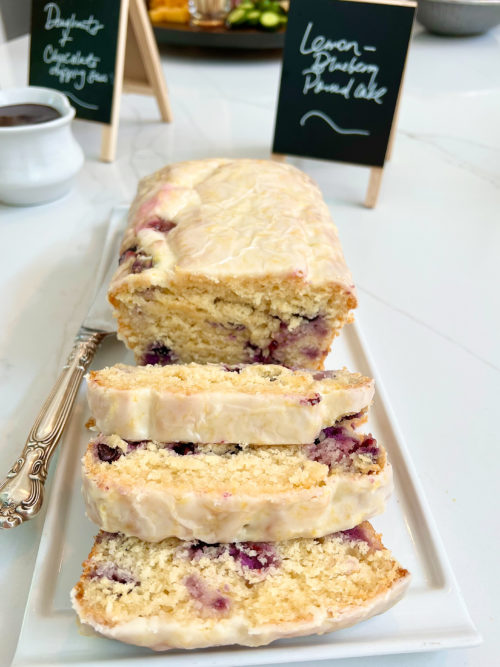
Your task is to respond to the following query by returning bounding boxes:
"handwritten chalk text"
[44,2,104,47]
[299,22,387,105]
[40,3,109,98]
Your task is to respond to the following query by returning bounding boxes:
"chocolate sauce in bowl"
[0,103,61,127]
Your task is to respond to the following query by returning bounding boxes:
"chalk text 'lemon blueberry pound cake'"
[71,523,410,651]
[82,415,392,543]
[108,158,357,369]
[87,363,374,445]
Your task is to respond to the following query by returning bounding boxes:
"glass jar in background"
[189,0,231,26]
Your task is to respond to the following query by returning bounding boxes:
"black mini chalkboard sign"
[28,0,173,162]
[272,0,416,206]
[29,0,123,124]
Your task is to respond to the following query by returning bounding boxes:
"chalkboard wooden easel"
[101,0,173,162]
[272,0,416,208]
[30,0,172,163]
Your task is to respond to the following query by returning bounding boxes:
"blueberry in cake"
[108,159,357,369]
[71,523,410,650]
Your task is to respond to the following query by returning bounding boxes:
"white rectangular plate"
[12,208,479,666]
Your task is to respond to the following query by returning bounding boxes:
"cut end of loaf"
[108,158,357,369]
[110,278,356,370]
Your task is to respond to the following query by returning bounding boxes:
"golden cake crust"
[86,364,374,444]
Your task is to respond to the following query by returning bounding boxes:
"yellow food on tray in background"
[148,0,190,24]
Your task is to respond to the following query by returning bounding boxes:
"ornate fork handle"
[0,328,107,529]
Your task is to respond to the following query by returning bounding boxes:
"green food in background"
[227,1,287,30]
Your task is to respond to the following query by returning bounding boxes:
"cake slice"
[71,523,409,651]
[82,415,392,543]
[86,363,374,445]
[108,158,356,369]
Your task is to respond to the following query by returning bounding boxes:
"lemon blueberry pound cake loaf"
[72,523,410,651]
[108,158,357,369]
[87,363,374,445]
[82,414,392,543]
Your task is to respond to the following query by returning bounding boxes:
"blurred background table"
[0,23,499,667]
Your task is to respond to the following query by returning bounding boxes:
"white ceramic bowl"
[417,0,500,36]
[0,86,84,206]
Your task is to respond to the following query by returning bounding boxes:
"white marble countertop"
[0,26,499,667]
